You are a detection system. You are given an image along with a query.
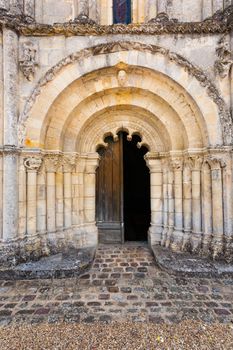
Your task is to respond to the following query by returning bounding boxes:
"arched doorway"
[96,132,150,243]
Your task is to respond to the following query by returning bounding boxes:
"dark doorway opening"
[96,131,150,243]
[122,132,150,241]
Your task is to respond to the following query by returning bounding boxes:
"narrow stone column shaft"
[161,162,168,246]
[145,155,163,246]
[64,172,72,228]
[170,159,183,251]
[26,171,37,236]
[182,162,192,249]
[166,166,174,248]
[37,170,46,233]
[202,162,212,253]
[47,172,56,233]
[56,169,64,229]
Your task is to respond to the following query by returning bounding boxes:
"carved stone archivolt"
[19,41,232,147]
[19,41,38,81]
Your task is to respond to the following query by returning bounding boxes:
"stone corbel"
[19,41,39,81]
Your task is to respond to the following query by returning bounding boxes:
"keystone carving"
[24,156,42,171]
[214,35,233,78]
[19,41,38,81]
[117,70,128,87]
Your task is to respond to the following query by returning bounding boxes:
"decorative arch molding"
[19,41,232,146]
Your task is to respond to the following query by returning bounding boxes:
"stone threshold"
[0,248,95,280]
[152,245,233,278]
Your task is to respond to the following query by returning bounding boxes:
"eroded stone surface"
[0,243,232,326]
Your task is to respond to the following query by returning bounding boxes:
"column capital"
[24,156,43,172]
[206,156,226,170]
[84,153,100,173]
[171,157,183,171]
[144,152,161,171]
[44,154,61,172]
[62,153,78,172]
[188,155,203,170]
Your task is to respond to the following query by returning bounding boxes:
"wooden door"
[96,134,124,243]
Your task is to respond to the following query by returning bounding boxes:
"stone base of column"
[190,232,202,253]
[212,236,224,260]
[148,224,163,247]
[161,226,168,246]
[170,228,183,252]
[165,226,173,248]
[181,229,191,251]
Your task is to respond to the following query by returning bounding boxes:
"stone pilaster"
[24,156,42,237]
[190,155,203,252]
[208,156,225,259]
[170,157,183,251]
[145,153,163,246]
[2,29,19,241]
[182,158,192,250]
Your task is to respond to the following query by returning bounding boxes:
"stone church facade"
[0,0,232,266]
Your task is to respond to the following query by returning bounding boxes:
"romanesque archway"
[17,42,232,261]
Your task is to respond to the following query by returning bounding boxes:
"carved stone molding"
[0,6,233,35]
[19,41,232,147]
[214,35,233,79]
[24,156,42,172]
[19,41,38,81]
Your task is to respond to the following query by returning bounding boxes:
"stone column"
[166,164,174,248]
[161,159,168,246]
[202,161,212,255]
[55,164,64,230]
[2,28,18,241]
[0,153,3,239]
[18,157,27,240]
[24,156,42,237]
[182,159,192,250]
[37,164,46,233]
[222,153,233,260]
[44,155,60,234]
[208,157,225,259]
[190,156,203,252]
[83,154,99,247]
[145,154,163,246]
[170,158,183,251]
[77,158,86,227]
[84,154,99,224]
[72,165,79,226]
[63,154,76,229]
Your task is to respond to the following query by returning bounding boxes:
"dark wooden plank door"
[96,135,124,243]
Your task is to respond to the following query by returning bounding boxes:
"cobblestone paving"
[0,242,232,325]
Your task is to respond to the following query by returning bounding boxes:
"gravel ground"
[0,321,233,350]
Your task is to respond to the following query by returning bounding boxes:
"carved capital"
[44,154,61,173]
[24,156,42,172]
[171,157,183,171]
[62,153,78,172]
[85,153,100,173]
[207,156,226,170]
[189,156,203,170]
[144,152,161,172]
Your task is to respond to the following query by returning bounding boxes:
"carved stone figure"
[214,35,233,78]
[19,41,38,81]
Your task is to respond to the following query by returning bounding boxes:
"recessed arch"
[19,42,232,150]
